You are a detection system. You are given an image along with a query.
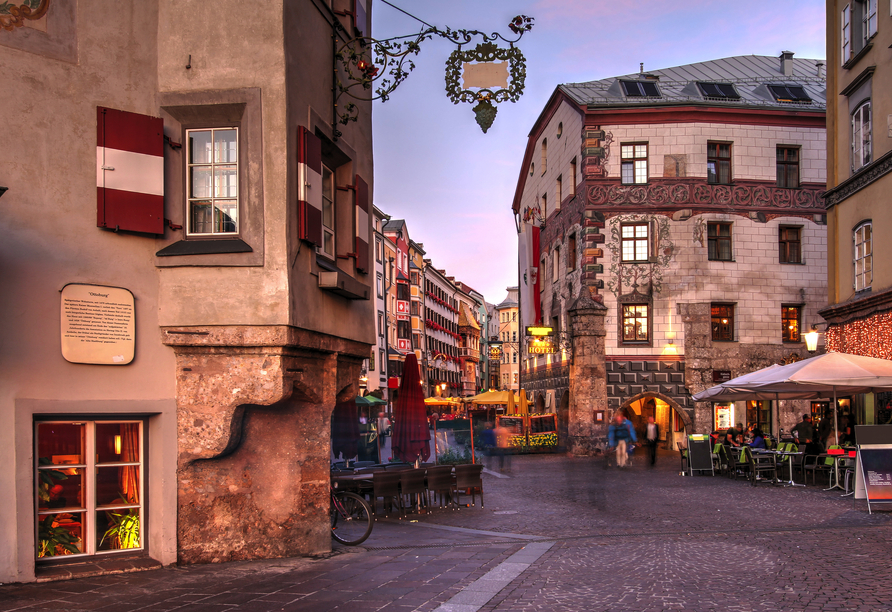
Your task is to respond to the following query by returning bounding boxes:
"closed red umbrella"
[391,353,431,463]
[331,400,359,461]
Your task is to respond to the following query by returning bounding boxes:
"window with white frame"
[854,221,872,291]
[863,0,877,44]
[621,143,648,184]
[852,101,872,170]
[36,420,144,559]
[321,165,335,258]
[621,223,649,262]
[841,4,851,64]
[187,128,238,235]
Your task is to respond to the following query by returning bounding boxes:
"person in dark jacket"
[608,413,637,468]
[645,415,660,466]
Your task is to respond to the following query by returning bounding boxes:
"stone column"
[679,302,712,434]
[162,325,366,564]
[567,289,608,455]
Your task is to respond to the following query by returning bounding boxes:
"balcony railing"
[458,347,480,361]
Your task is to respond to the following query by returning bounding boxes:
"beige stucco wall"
[0,1,177,583]
[154,0,289,326]
[826,0,892,304]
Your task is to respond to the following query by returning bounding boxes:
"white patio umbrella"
[708,352,892,444]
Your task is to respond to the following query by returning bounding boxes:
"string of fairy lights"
[826,311,892,360]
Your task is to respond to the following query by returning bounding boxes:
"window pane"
[190,167,213,198]
[214,129,237,163]
[97,508,141,552]
[634,160,647,183]
[96,423,140,464]
[189,130,213,164]
[622,225,635,238]
[323,231,334,256]
[635,225,647,238]
[621,145,634,159]
[215,202,238,233]
[707,161,716,183]
[719,224,731,237]
[38,467,84,512]
[37,423,85,465]
[38,512,85,558]
[634,145,647,158]
[97,466,141,507]
[190,201,213,234]
[621,162,634,184]
[214,166,238,198]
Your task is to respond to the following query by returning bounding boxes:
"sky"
[370,0,825,305]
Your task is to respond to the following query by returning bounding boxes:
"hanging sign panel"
[61,284,135,365]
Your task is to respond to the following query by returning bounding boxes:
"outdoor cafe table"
[768,449,805,487]
[816,449,857,492]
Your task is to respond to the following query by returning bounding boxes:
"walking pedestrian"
[493,420,512,471]
[608,412,637,468]
[645,415,660,467]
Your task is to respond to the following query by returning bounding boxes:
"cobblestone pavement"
[2,450,891,612]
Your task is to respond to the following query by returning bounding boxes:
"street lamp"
[804,327,819,353]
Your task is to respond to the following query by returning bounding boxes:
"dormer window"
[620,80,660,98]
[768,85,812,103]
[696,82,741,100]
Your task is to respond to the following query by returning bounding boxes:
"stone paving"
[2,449,892,612]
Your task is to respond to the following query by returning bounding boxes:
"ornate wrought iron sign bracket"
[333,14,533,137]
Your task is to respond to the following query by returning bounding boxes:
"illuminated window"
[711,304,734,342]
[782,305,801,342]
[36,421,144,560]
[622,305,649,343]
[707,142,731,184]
[779,226,802,264]
[854,221,872,291]
[621,223,649,262]
[708,222,732,261]
[621,143,648,184]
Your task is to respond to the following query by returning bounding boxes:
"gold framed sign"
[61,283,135,365]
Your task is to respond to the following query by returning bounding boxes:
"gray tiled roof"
[560,55,826,111]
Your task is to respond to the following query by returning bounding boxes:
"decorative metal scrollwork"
[334,14,533,136]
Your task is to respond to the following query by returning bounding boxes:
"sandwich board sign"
[687,434,714,476]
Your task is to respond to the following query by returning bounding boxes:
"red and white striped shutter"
[354,174,370,274]
[297,125,323,246]
[96,107,164,234]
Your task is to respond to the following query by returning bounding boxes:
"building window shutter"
[96,107,164,234]
[297,126,323,246]
[354,174,370,274]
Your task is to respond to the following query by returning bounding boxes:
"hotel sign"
[488,344,502,360]
[528,338,557,355]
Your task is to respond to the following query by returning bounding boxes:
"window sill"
[156,238,252,257]
[779,261,805,265]
[707,259,736,263]
[842,40,873,71]
[711,339,737,343]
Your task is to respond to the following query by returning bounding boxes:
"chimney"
[639,62,644,74]
[779,51,794,76]
[816,61,825,79]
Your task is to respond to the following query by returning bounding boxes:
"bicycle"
[330,485,373,546]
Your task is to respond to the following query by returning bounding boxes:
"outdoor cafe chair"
[399,468,428,515]
[726,446,750,480]
[425,465,457,509]
[454,464,484,508]
[747,447,776,486]
[370,471,403,517]
[679,448,689,473]
[712,444,727,476]
[803,446,839,486]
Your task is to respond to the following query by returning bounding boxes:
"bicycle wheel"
[330,491,373,546]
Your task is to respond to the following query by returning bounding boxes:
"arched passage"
[612,391,692,451]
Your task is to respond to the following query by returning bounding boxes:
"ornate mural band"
[587,180,824,210]
[823,150,892,209]
[0,0,49,31]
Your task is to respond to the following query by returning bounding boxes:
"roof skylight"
[768,84,812,103]
[620,80,661,98]
[696,82,741,100]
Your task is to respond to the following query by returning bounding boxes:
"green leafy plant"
[37,515,80,557]
[437,447,484,465]
[99,493,140,550]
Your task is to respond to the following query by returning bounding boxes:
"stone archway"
[613,391,692,451]
[535,393,545,413]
